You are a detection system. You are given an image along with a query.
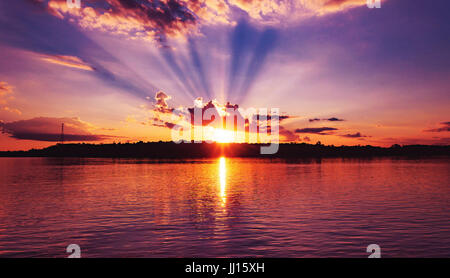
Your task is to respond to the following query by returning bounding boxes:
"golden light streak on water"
[219,157,226,205]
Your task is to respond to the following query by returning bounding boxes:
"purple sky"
[0,0,449,150]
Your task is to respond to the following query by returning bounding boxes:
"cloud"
[2,107,22,115]
[0,81,22,115]
[308,117,345,122]
[150,91,180,128]
[251,113,293,123]
[0,81,14,105]
[327,117,344,122]
[0,81,13,91]
[279,126,299,142]
[154,91,174,114]
[278,115,293,122]
[0,117,114,142]
[424,122,450,132]
[148,92,296,142]
[295,127,338,134]
[149,93,227,129]
[39,53,95,71]
[318,0,370,13]
[186,0,231,24]
[152,120,176,129]
[228,0,372,23]
[45,0,198,45]
[41,0,374,46]
[339,132,368,138]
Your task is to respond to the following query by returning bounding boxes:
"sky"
[0,0,449,151]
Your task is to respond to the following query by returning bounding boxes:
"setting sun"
[213,128,235,143]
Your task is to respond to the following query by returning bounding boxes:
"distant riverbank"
[1,142,449,158]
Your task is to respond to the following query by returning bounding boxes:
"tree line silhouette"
[0,142,449,158]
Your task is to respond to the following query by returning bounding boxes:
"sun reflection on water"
[219,156,226,205]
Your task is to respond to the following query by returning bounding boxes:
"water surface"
[0,157,449,257]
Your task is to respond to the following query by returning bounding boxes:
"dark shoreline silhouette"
[0,142,449,158]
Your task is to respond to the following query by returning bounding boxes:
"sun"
[213,128,235,143]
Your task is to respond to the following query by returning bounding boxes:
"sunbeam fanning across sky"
[228,21,279,103]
